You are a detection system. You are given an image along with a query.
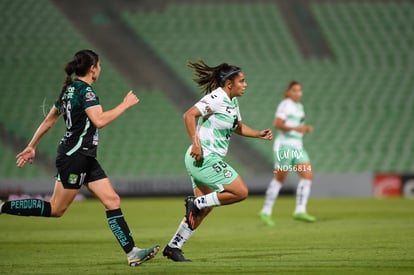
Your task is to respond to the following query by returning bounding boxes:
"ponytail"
[188,60,241,95]
[57,61,76,109]
[57,50,99,110]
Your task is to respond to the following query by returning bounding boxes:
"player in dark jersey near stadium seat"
[0,49,159,266]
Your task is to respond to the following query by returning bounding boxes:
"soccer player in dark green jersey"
[0,50,159,266]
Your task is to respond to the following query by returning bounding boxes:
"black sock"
[1,199,51,217]
[106,208,135,253]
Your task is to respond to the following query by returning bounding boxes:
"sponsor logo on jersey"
[223,169,233,178]
[85,92,96,102]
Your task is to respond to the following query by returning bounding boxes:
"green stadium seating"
[1,1,413,178]
[0,0,197,178]
[0,141,51,178]
[121,1,414,173]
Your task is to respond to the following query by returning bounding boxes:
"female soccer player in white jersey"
[259,81,316,226]
[162,60,272,261]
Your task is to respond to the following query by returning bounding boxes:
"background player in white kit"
[259,81,316,226]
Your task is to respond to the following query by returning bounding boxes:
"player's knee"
[300,169,313,180]
[50,207,67,217]
[238,185,249,201]
[103,193,121,210]
[274,170,288,183]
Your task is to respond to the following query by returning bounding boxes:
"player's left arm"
[234,121,272,140]
[86,91,138,129]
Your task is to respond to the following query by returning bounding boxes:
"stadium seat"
[122,1,414,173]
[1,1,413,178]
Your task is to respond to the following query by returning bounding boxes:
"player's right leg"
[164,186,213,262]
[163,218,193,262]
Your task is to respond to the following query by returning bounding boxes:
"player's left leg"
[86,178,159,266]
[183,155,244,228]
[185,175,248,230]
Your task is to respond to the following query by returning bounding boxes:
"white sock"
[194,192,220,209]
[261,179,282,215]
[168,221,194,249]
[295,179,312,214]
[127,247,139,258]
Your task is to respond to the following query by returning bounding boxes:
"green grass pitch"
[0,196,413,274]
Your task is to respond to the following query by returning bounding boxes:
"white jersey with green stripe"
[194,87,242,158]
[274,98,305,150]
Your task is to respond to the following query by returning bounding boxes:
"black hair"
[57,49,99,107]
[188,60,241,95]
[284,80,301,98]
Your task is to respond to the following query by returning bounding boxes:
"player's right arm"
[16,106,61,167]
[183,106,203,161]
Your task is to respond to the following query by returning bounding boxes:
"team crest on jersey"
[85,91,96,102]
[205,105,212,113]
[223,169,233,178]
[68,174,79,184]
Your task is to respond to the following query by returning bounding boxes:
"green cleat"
[259,212,275,226]
[293,212,316,223]
[128,245,160,267]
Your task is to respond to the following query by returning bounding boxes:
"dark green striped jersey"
[54,80,100,157]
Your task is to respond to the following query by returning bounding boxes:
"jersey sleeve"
[81,86,100,110]
[234,98,242,122]
[275,100,289,120]
[54,99,62,113]
[194,93,221,117]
